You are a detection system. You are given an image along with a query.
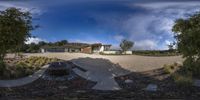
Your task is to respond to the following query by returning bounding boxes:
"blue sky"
[1,0,200,50]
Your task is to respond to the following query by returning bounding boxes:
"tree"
[55,40,68,46]
[27,43,40,53]
[168,42,175,52]
[172,12,200,77]
[38,41,47,46]
[0,7,34,60]
[120,39,134,52]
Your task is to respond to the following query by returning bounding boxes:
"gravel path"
[25,53,183,72]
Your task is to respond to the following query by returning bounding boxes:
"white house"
[41,43,111,54]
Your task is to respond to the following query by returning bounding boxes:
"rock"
[76,90,86,93]
[124,79,133,84]
[58,86,68,89]
[193,79,200,87]
[145,84,157,92]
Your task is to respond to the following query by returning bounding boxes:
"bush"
[132,50,180,56]
[163,62,181,74]
[172,12,200,79]
[182,58,200,78]
[0,60,6,75]
[172,73,193,88]
[163,64,174,74]
[1,56,60,79]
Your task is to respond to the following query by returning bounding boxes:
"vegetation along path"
[0,65,49,87]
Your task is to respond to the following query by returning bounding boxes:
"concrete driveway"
[71,57,130,90]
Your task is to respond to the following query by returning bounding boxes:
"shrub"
[182,58,200,78]
[0,60,6,75]
[163,63,181,74]
[163,64,174,74]
[1,56,60,79]
[172,73,193,88]
[172,12,200,79]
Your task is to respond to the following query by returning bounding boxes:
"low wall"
[101,51,132,55]
[122,51,132,55]
[101,51,120,55]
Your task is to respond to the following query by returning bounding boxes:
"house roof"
[41,42,111,49]
[41,44,88,49]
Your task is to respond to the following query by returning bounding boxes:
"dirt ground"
[22,53,183,72]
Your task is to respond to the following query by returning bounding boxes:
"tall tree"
[0,8,35,60]
[172,12,200,76]
[120,39,134,52]
[55,40,68,46]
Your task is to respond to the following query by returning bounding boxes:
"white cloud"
[68,39,102,44]
[121,2,200,50]
[113,35,125,42]
[134,39,158,50]
[0,2,43,15]
[25,37,46,44]
[134,2,200,10]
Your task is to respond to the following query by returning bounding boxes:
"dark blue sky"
[0,0,200,50]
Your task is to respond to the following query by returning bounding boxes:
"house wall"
[68,48,81,52]
[81,47,92,54]
[92,46,101,53]
[101,51,121,54]
[122,51,132,55]
[41,48,81,53]
[41,48,45,53]
[99,46,104,52]
[43,48,65,52]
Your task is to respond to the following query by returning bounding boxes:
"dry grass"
[24,53,183,72]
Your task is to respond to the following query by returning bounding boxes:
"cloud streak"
[1,1,200,50]
[119,1,200,50]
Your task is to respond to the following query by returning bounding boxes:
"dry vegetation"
[0,56,59,80]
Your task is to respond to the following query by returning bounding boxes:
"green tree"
[27,43,40,53]
[38,41,47,46]
[0,8,34,60]
[172,12,200,77]
[120,39,134,52]
[55,40,68,46]
[168,42,176,52]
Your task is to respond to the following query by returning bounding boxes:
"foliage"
[172,73,193,88]
[120,39,134,52]
[16,56,59,67]
[182,57,200,78]
[0,56,60,79]
[0,60,6,76]
[167,42,176,51]
[0,8,35,60]
[54,40,68,46]
[132,50,180,56]
[19,40,68,53]
[172,12,200,77]
[163,62,181,74]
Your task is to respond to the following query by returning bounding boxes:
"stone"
[124,79,133,84]
[58,86,68,89]
[145,84,157,92]
[76,90,86,93]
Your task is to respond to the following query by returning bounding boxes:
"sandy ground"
[23,53,184,72]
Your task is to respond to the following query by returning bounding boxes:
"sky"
[0,0,200,50]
